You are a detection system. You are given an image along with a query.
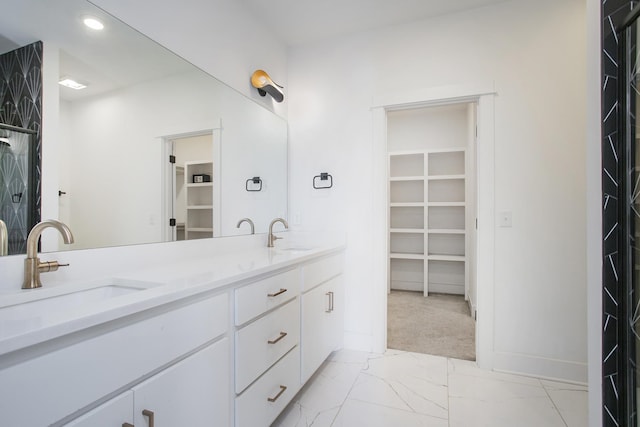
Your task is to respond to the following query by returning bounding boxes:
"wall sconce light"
[251,70,284,103]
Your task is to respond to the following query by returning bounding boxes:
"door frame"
[371,84,496,368]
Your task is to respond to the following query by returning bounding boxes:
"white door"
[301,276,342,382]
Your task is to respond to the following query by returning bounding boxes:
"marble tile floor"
[272,349,588,427]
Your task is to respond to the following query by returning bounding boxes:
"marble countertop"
[0,241,344,357]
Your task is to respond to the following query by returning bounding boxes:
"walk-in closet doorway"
[385,102,477,360]
[371,87,496,369]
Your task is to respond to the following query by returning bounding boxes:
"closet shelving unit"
[185,160,214,240]
[388,148,468,297]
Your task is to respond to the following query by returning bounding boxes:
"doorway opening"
[162,130,219,242]
[385,102,478,361]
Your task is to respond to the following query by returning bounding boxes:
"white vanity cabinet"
[65,338,229,427]
[0,246,346,427]
[300,255,344,382]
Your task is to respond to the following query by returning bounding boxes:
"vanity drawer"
[235,268,300,325]
[302,254,343,292]
[235,298,300,393]
[235,346,301,427]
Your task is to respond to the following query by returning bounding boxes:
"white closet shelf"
[389,176,425,181]
[390,202,425,207]
[390,228,425,233]
[390,253,424,260]
[186,182,213,188]
[427,255,466,262]
[427,174,465,180]
[427,229,465,234]
[427,202,465,207]
[187,205,213,210]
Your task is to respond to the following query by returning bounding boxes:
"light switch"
[293,212,301,225]
[499,211,512,228]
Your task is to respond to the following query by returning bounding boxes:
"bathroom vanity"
[0,238,344,427]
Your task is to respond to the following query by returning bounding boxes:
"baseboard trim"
[467,298,477,320]
[390,280,423,292]
[492,351,587,384]
[429,283,464,295]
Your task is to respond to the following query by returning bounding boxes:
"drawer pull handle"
[142,409,155,427]
[268,288,287,297]
[268,331,288,344]
[267,385,288,402]
[123,424,134,427]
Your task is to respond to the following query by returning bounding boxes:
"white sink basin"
[1,285,139,320]
[0,279,159,339]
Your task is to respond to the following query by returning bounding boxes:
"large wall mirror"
[0,0,287,255]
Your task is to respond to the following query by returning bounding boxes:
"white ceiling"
[240,0,510,46]
[0,0,511,102]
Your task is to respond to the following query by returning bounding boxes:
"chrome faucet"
[267,218,288,247]
[23,219,74,289]
[236,218,255,234]
[0,219,7,256]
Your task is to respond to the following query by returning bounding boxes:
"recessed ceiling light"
[59,78,88,90]
[83,17,104,31]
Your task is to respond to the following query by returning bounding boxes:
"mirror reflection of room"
[0,0,287,255]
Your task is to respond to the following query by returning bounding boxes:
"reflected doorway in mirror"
[162,130,220,243]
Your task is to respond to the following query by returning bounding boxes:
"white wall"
[288,0,587,382]
[387,104,469,152]
[90,0,288,119]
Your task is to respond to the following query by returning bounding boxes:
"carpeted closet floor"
[387,290,476,361]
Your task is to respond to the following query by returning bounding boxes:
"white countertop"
[0,240,344,357]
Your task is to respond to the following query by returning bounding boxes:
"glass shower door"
[0,126,36,254]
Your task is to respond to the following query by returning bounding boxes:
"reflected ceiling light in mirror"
[59,78,87,90]
[83,17,104,30]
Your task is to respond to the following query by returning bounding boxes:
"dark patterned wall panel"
[0,41,42,254]
[603,1,636,426]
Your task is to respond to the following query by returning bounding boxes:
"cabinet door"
[132,338,229,427]
[64,391,133,427]
[301,276,343,382]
